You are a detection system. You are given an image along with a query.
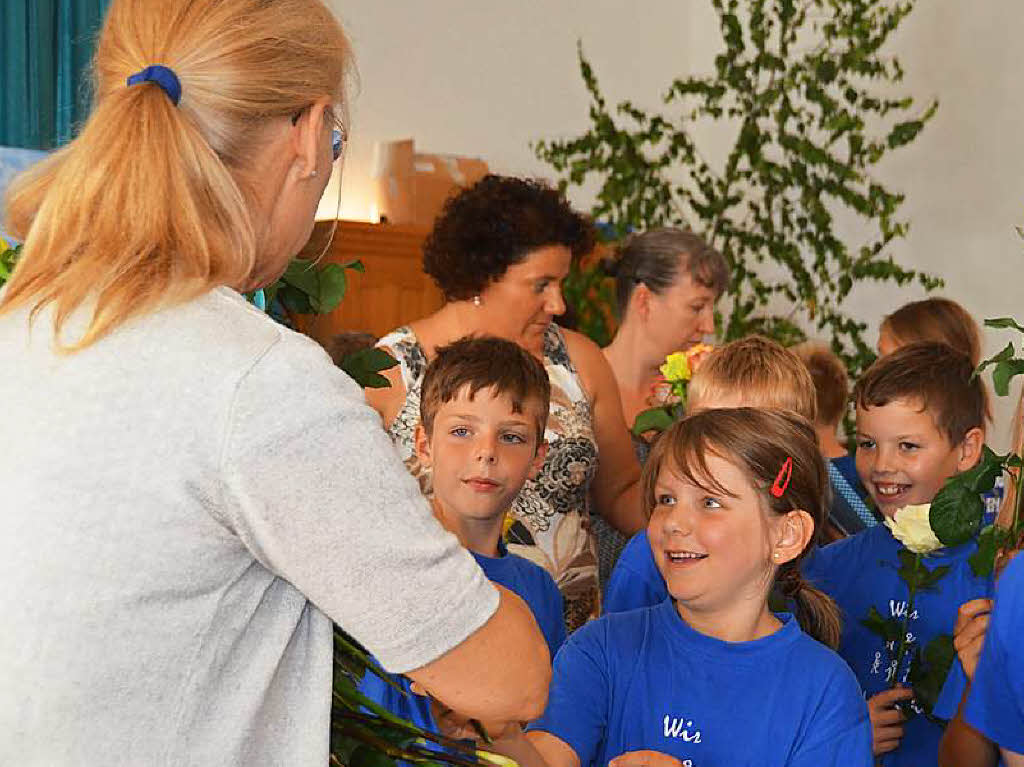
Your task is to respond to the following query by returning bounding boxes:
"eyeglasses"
[291,106,346,163]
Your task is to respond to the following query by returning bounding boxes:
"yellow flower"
[659,351,692,383]
[0,237,8,253]
[884,503,943,555]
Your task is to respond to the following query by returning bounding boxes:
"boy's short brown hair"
[792,341,849,427]
[854,341,985,445]
[420,336,551,446]
[688,335,817,422]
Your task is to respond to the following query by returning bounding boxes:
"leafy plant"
[535,0,943,379]
[331,628,498,767]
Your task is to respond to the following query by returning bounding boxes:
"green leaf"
[908,634,955,718]
[631,407,675,436]
[916,564,950,592]
[349,744,399,767]
[341,348,399,389]
[958,445,1005,495]
[984,317,1024,335]
[317,263,350,314]
[970,524,1000,577]
[930,481,984,546]
[861,605,903,643]
[992,359,1024,397]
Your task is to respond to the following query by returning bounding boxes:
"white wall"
[325,1,1024,447]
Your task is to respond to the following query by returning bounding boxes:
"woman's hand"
[953,598,993,682]
[867,687,914,755]
[609,750,687,767]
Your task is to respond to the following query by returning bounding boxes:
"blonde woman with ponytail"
[0,2,550,763]
[485,408,872,767]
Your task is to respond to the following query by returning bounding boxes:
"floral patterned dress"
[378,324,601,631]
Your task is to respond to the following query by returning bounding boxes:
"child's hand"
[609,750,686,767]
[953,598,993,682]
[868,687,914,755]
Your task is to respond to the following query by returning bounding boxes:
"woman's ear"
[627,283,652,323]
[771,509,815,566]
[290,96,332,179]
[957,426,985,472]
[414,423,433,468]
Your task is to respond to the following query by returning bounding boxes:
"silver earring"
[773,552,780,560]
[310,169,318,178]
[472,295,481,307]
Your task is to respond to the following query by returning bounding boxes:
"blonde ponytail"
[1,0,353,350]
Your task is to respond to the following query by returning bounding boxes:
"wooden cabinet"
[292,219,443,345]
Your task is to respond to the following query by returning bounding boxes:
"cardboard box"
[372,139,488,228]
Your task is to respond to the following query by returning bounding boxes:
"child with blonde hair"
[489,409,871,767]
[604,335,817,612]
[792,341,878,536]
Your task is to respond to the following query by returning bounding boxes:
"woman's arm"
[407,585,551,723]
[563,329,644,535]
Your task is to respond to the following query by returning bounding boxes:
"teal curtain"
[1,0,112,149]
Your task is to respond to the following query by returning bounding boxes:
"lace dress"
[378,323,601,631]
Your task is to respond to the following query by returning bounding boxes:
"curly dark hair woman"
[422,174,596,301]
[368,174,644,632]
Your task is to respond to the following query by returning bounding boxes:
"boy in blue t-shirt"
[359,337,565,741]
[605,335,819,614]
[804,342,990,767]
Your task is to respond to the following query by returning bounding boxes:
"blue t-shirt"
[529,599,871,767]
[603,530,667,614]
[803,525,992,767]
[359,543,566,734]
[965,552,1024,755]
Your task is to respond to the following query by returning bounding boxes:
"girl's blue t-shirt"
[528,600,872,767]
[604,530,667,614]
[359,543,566,733]
[803,525,993,767]
[965,552,1024,755]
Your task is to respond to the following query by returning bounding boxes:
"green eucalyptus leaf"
[930,482,984,546]
[632,407,675,436]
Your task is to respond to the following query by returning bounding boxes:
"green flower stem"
[891,553,921,689]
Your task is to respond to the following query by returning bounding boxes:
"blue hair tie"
[126,65,182,106]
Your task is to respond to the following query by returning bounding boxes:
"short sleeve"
[604,532,667,614]
[933,658,967,720]
[217,333,498,673]
[538,576,567,660]
[789,662,873,767]
[527,623,610,767]
[965,556,1024,754]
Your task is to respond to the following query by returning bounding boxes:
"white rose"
[884,503,943,555]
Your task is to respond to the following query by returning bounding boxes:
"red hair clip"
[771,457,793,498]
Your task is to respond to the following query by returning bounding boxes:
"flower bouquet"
[631,344,714,436]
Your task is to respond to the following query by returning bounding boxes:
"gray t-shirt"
[0,287,497,766]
